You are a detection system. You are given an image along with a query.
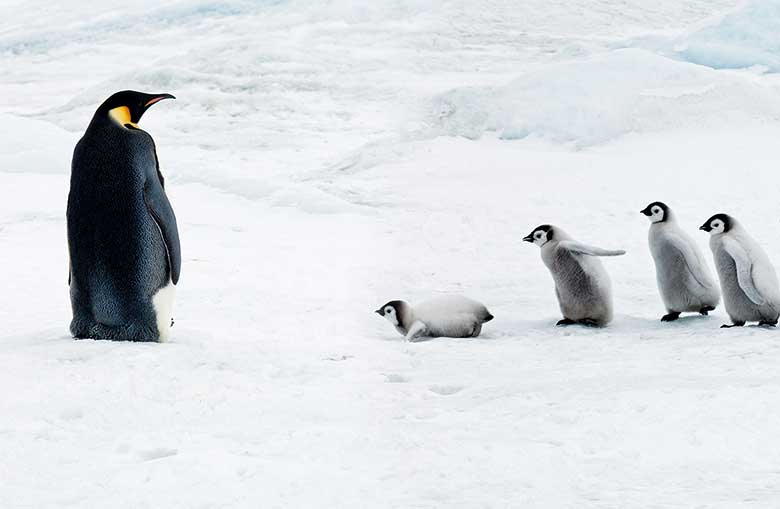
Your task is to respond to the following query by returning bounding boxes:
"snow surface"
[3,0,780,507]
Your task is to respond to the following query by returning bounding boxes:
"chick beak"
[522,235,534,243]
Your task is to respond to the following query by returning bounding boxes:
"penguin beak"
[699,224,711,232]
[640,207,651,216]
[375,309,383,316]
[144,93,175,108]
[522,234,534,243]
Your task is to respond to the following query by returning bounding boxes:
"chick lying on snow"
[375,295,493,342]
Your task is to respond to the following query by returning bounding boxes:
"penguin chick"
[375,295,494,342]
[523,224,625,327]
[641,201,720,322]
[700,214,780,328]
[67,90,180,342]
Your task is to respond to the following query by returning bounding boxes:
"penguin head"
[640,201,669,224]
[523,225,553,247]
[375,300,406,326]
[96,90,175,128]
[700,213,731,235]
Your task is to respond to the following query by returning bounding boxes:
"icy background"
[2,0,780,507]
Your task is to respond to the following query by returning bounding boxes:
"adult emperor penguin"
[375,295,493,341]
[700,213,780,328]
[523,225,625,327]
[67,90,180,342]
[641,201,720,321]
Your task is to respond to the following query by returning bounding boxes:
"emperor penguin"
[523,225,625,327]
[700,214,780,328]
[375,295,493,341]
[67,90,180,342]
[641,201,720,321]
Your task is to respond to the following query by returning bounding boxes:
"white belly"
[152,281,176,343]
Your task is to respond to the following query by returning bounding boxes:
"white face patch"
[383,306,399,326]
[708,219,725,235]
[532,230,549,246]
[648,206,665,223]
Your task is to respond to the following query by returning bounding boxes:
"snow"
[672,0,780,72]
[3,0,780,507]
[432,48,780,145]
[629,0,780,73]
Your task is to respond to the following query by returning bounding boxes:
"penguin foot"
[89,323,159,342]
[721,322,745,329]
[70,317,94,339]
[556,318,576,326]
[577,318,601,327]
[699,306,715,316]
[661,312,681,322]
[758,320,777,327]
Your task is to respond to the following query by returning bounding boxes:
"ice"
[431,48,780,145]
[675,0,780,72]
[629,0,780,72]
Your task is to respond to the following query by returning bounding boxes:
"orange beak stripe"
[144,97,166,107]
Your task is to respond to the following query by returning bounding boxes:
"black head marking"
[96,90,175,124]
[700,213,732,233]
[375,300,403,316]
[523,224,553,243]
[640,201,669,220]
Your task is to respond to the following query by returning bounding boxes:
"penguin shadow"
[717,323,779,331]
[652,313,718,326]
[613,313,713,331]
[643,313,778,331]
[610,312,780,339]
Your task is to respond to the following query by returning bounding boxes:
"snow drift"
[431,48,780,146]
[674,0,780,72]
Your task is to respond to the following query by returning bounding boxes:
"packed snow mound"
[674,0,780,72]
[431,49,780,146]
[0,114,76,174]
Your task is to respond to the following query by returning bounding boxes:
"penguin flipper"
[559,241,625,257]
[722,237,766,306]
[664,232,711,289]
[405,321,429,342]
[144,180,181,285]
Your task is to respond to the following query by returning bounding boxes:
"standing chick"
[375,295,493,342]
[524,224,625,327]
[641,201,720,321]
[700,214,780,328]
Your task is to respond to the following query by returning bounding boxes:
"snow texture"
[3,0,780,507]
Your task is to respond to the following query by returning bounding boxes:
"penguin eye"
[535,232,542,239]
[653,208,660,214]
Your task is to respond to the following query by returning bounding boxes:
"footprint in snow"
[59,407,84,421]
[138,447,178,461]
[384,373,409,383]
[324,355,353,361]
[429,384,464,396]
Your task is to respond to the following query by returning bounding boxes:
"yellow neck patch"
[108,106,138,129]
